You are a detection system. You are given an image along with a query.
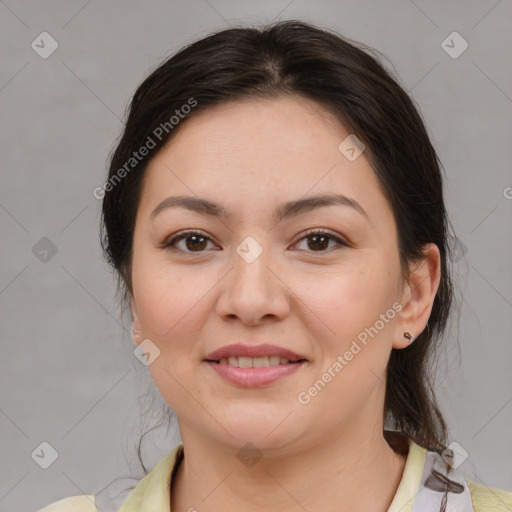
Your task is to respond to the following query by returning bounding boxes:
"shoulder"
[467,479,512,512]
[37,494,96,512]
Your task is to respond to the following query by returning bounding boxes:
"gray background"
[1,1,511,511]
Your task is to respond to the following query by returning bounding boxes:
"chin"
[213,419,303,452]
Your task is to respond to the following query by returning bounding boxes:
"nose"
[215,244,291,326]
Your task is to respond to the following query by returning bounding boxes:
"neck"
[170,426,408,512]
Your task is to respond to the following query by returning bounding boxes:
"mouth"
[204,343,308,366]
[204,357,308,388]
[205,356,308,367]
[203,343,309,387]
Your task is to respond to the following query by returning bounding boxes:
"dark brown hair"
[100,20,457,471]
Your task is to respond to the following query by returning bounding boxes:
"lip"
[205,360,307,388]
[204,343,307,363]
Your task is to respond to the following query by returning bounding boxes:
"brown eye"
[293,229,348,253]
[306,234,330,251]
[161,231,215,253]
[183,234,208,251]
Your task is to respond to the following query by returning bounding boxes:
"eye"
[159,229,349,255]
[160,230,218,253]
[292,229,349,253]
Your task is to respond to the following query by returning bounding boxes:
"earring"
[132,328,141,337]
[403,332,414,343]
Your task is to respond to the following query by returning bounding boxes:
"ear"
[393,243,441,349]
[129,293,142,345]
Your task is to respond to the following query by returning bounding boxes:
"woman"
[39,20,511,512]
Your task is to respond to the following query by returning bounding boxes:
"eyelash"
[159,228,349,255]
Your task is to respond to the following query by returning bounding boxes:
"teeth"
[217,356,292,367]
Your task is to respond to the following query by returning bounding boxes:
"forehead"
[139,95,391,224]
[161,94,350,162]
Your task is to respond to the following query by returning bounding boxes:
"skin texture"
[129,95,441,512]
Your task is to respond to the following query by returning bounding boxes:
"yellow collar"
[120,444,183,512]
[387,437,427,512]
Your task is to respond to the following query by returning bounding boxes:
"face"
[129,95,422,454]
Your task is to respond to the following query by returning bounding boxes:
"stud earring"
[132,328,141,337]
[403,332,414,343]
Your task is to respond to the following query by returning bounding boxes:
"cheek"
[290,255,399,365]
[135,277,209,341]
[131,242,210,331]
[294,255,397,323]
[293,267,397,406]
[135,271,212,404]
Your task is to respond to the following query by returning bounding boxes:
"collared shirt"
[38,436,512,512]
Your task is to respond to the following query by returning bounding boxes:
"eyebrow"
[150,193,369,222]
